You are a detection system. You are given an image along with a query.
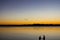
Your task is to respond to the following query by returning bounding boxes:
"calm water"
[0,26,60,40]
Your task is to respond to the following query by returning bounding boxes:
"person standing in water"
[39,36,41,40]
[39,35,45,40]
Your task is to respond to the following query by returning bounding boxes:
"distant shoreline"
[0,24,60,27]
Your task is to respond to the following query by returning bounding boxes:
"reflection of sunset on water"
[0,27,60,36]
[0,27,60,40]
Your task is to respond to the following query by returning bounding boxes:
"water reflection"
[0,26,60,40]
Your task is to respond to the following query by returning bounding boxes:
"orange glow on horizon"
[0,20,60,25]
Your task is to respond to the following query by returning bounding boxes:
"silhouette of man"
[39,36,41,40]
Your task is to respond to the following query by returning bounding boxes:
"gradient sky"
[0,0,60,24]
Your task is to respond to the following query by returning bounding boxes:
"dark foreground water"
[0,26,60,40]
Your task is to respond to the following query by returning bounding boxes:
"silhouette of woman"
[43,35,45,40]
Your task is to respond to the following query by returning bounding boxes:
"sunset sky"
[0,0,60,24]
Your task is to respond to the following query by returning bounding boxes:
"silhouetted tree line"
[0,24,60,27]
